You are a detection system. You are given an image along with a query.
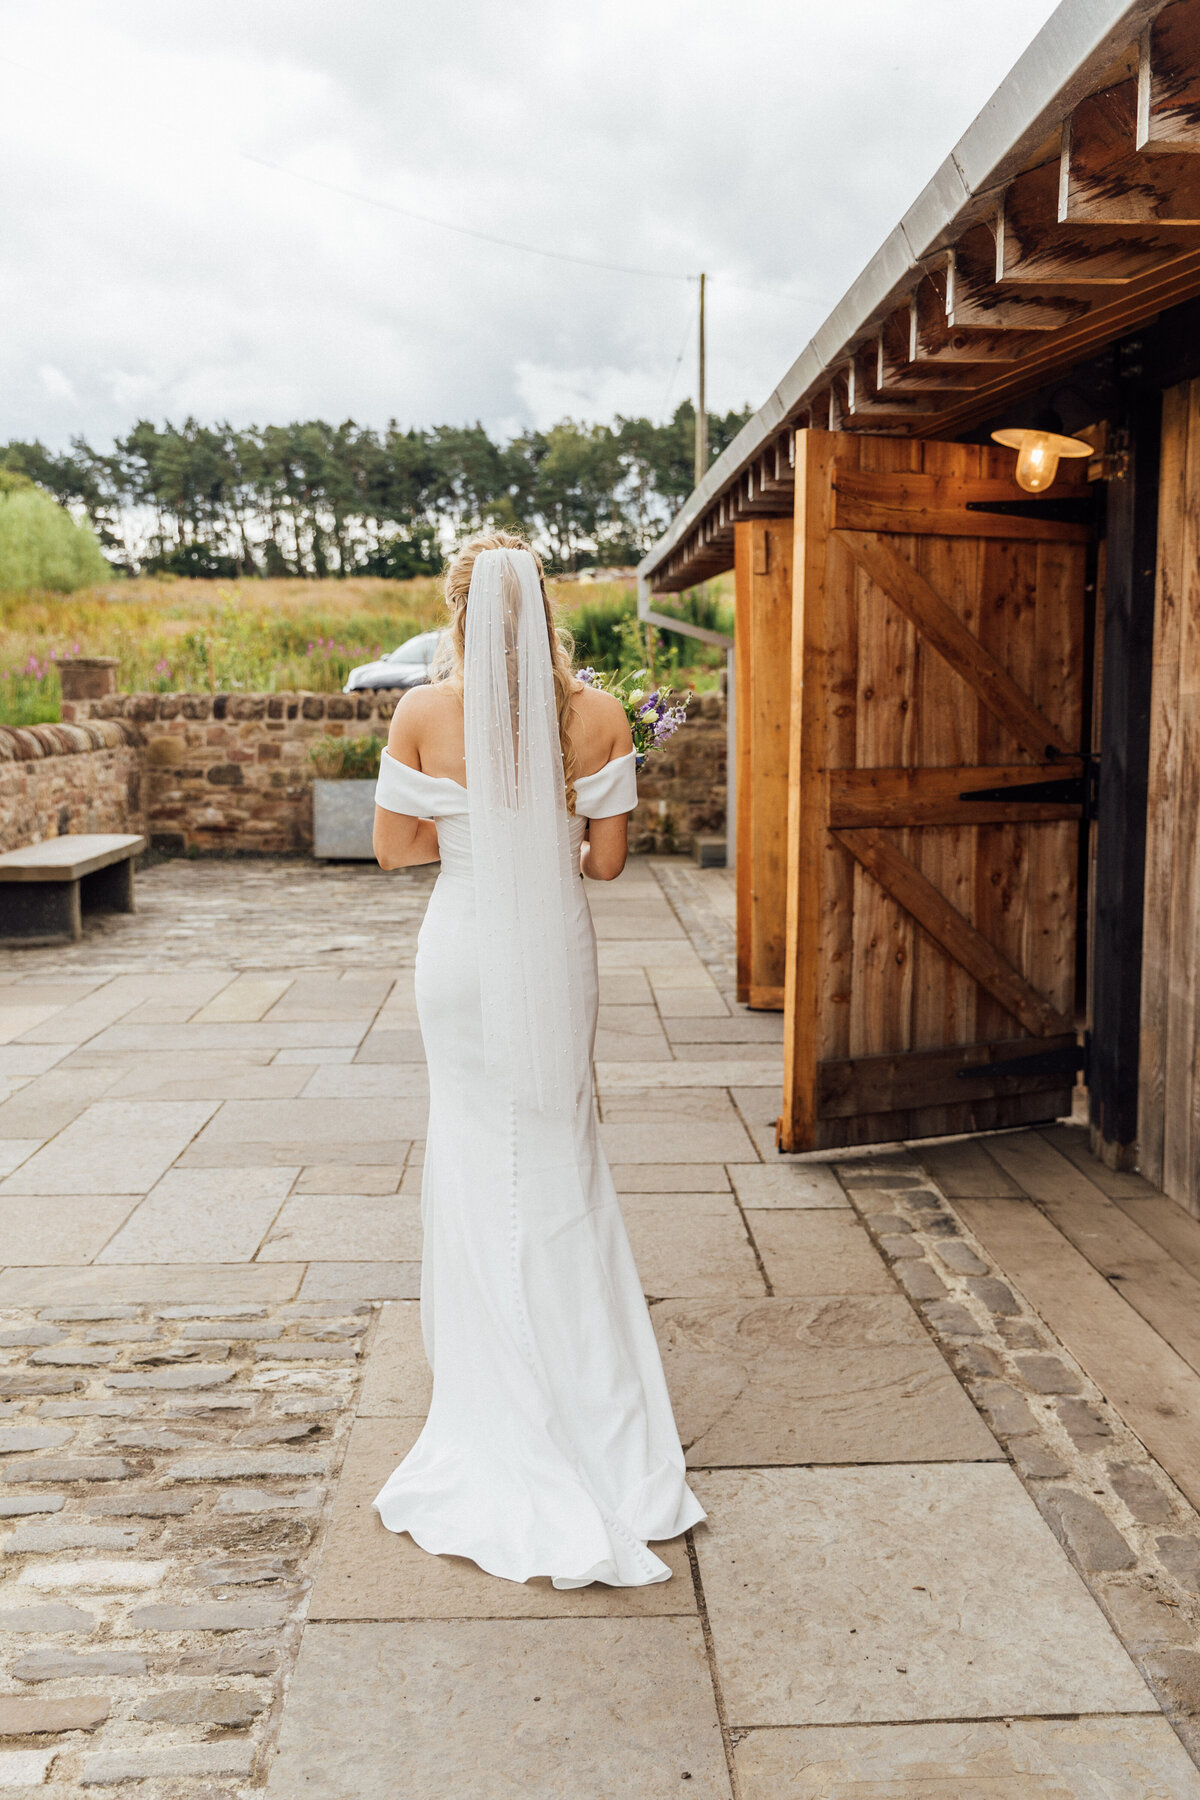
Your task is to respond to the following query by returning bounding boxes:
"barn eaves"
[638,0,1200,598]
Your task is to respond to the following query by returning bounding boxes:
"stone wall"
[628,689,726,854]
[0,720,144,855]
[59,687,728,855]
[65,690,401,855]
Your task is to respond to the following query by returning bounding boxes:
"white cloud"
[0,0,1065,448]
[39,364,76,401]
[514,360,692,431]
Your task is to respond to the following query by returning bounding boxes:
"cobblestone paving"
[0,859,436,976]
[0,1298,369,1793]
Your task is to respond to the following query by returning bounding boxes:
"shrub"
[308,735,385,780]
[0,482,111,593]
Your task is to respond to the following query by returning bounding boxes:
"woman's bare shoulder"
[385,682,457,753]
[571,684,632,759]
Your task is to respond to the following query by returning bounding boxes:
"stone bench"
[0,834,147,944]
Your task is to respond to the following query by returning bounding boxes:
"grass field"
[0,573,732,728]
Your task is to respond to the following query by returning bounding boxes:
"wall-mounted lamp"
[990,412,1092,493]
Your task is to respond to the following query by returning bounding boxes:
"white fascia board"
[950,0,1161,194]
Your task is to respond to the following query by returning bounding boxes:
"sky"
[0,0,1065,450]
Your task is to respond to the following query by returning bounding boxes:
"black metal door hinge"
[957,756,1098,820]
[963,495,1098,528]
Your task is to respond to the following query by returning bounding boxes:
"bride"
[370,531,704,1589]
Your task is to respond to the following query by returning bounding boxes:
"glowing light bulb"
[991,427,1092,494]
[1014,432,1057,492]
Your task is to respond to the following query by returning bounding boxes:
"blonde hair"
[435,531,580,812]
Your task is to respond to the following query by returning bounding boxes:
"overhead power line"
[0,51,832,307]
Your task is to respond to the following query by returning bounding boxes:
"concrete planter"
[312,779,376,860]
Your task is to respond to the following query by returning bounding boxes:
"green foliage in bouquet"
[575,666,689,764]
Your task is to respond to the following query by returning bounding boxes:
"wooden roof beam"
[875,306,996,393]
[1139,0,1200,151]
[909,270,1049,364]
[841,345,949,431]
[946,225,1094,328]
[997,157,1200,283]
[1061,76,1200,223]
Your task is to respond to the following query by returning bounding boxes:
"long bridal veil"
[463,546,587,1118]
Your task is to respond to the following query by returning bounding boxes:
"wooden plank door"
[780,430,1091,1151]
[734,517,793,1008]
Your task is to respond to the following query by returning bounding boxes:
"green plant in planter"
[308,735,385,780]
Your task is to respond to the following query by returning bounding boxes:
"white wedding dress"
[371,550,703,1589]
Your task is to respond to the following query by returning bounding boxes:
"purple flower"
[576,666,596,685]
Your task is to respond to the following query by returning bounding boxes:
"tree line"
[0,402,751,580]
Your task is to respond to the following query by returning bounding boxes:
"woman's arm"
[373,693,442,871]
[580,814,628,881]
[578,691,633,880]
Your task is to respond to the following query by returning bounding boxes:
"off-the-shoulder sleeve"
[574,750,638,819]
[374,749,468,818]
[375,751,434,817]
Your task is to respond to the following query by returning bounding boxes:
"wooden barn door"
[734,518,793,1008]
[780,430,1091,1151]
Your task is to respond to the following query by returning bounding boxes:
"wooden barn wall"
[1139,378,1200,1215]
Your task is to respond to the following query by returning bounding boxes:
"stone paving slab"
[105,1060,310,1101]
[294,1165,402,1195]
[266,1618,727,1798]
[297,1262,421,1302]
[259,1195,423,1264]
[0,1196,138,1265]
[0,1043,74,1076]
[96,1167,296,1264]
[0,1138,45,1177]
[599,1122,757,1164]
[595,940,705,970]
[354,1302,431,1417]
[192,975,294,1023]
[655,1299,1000,1466]
[600,1087,744,1123]
[747,1211,896,1295]
[664,1015,782,1043]
[728,1164,848,1208]
[596,1060,784,1088]
[189,1097,429,1147]
[88,1022,371,1053]
[350,1035,427,1068]
[621,1200,766,1298]
[610,1164,731,1192]
[298,1065,430,1098]
[0,1265,305,1306]
[734,1717,1200,1798]
[652,989,731,1018]
[596,971,654,1004]
[693,1464,1154,1725]
[0,1065,124,1139]
[179,1137,412,1169]
[308,1418,697,1621]
[0,1102,219,1197]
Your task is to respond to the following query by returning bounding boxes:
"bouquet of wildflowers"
[576,666,689,766]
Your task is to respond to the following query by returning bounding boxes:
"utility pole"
[694,272,707,489]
